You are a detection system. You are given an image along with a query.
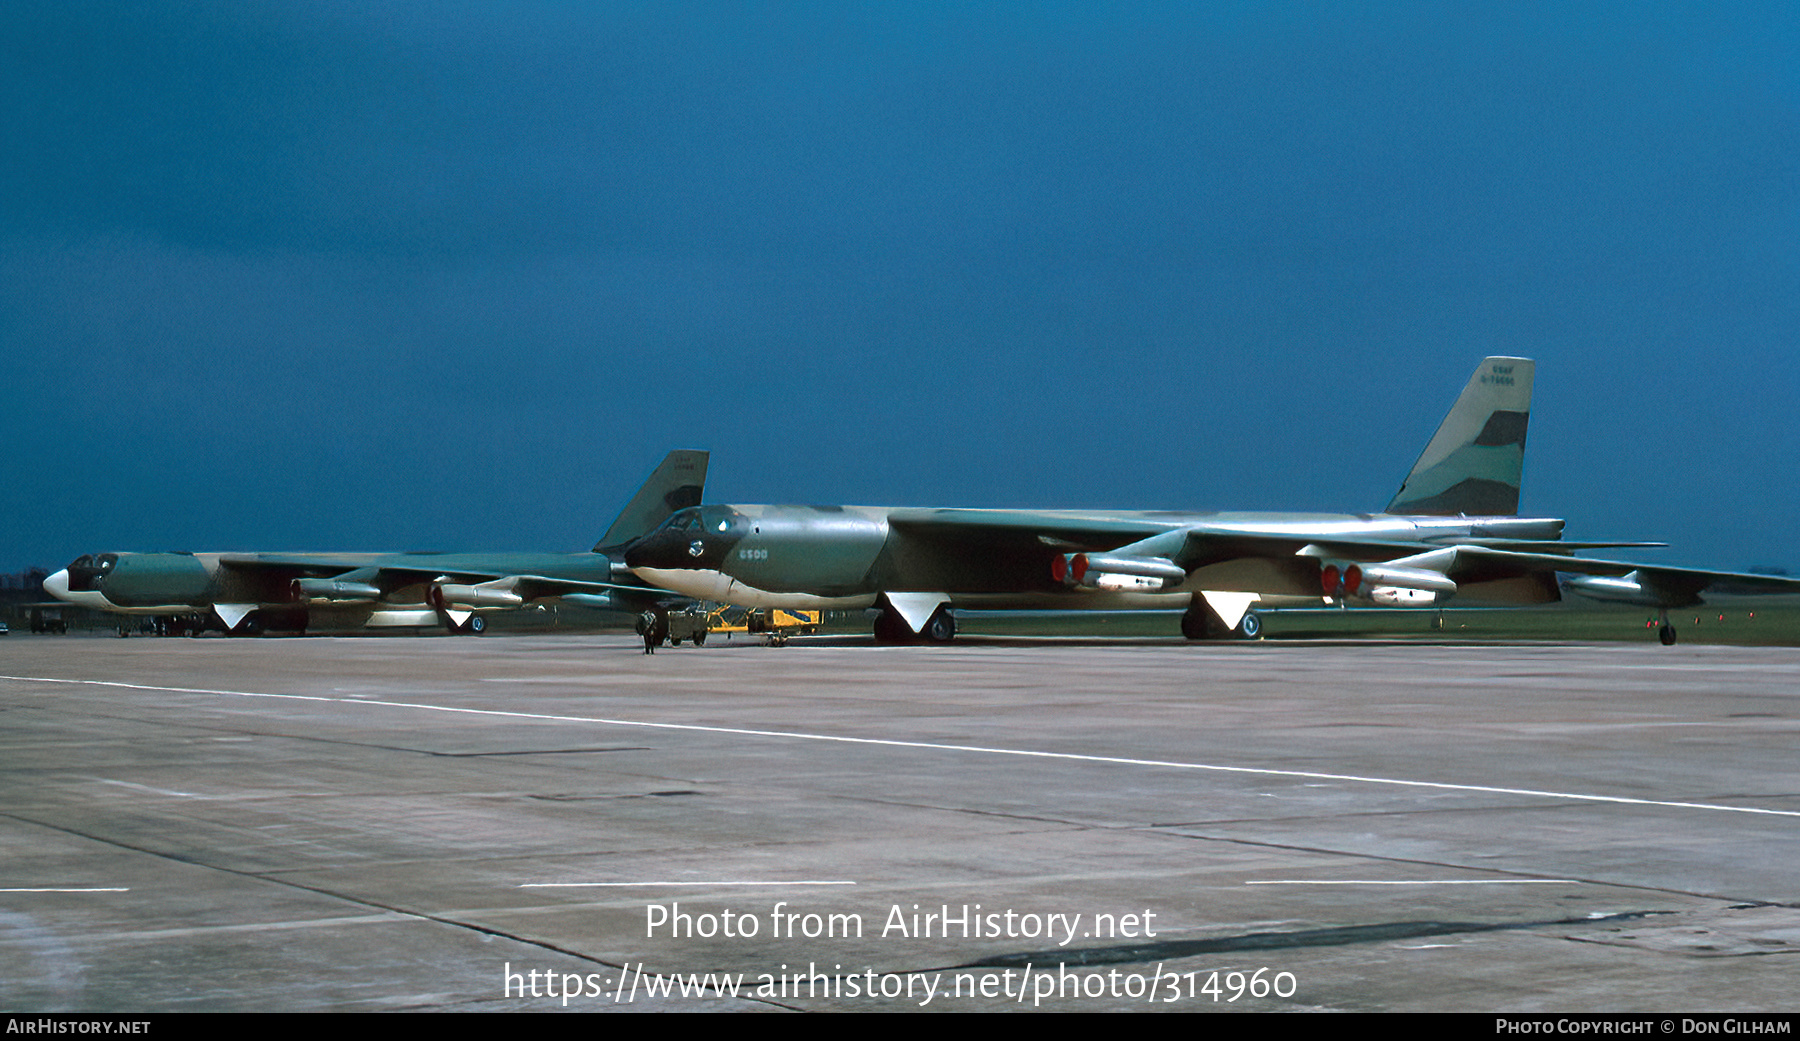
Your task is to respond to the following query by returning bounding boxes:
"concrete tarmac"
[3,633,1798,1012]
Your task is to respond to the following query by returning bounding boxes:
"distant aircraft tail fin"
[594,450,709,552]
[1386,357,1532,516]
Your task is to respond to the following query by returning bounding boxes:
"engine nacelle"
[429,582,524,609]
[1561,573,1657,606]
[292,578,382,603]
[559,593,615,609]
[1054,553,1186,590]
[1344,563,1457,598]
[1320,561,1354,597]
[1092,572,1173,592]
[1368,586,1442,606]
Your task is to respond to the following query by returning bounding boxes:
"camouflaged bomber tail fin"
[594,450,710,552]
[1386,358,1533,517]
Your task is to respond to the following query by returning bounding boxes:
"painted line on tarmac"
[8,673,1800,820]
[1244,879,1576,886]
[522,880,856,888]
[0,888,130,893]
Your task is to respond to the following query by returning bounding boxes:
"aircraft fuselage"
[624,504,1565,610]
[45,550,619,615]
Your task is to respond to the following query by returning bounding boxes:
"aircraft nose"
[42,569,71,601]
[624,528,709,571]
[622,534,672,571]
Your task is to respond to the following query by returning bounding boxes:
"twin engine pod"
[1321,562,1457,603]
[426,581,524,609]
[1052,553,1186,592]
[1560,572,1694,608]
[291,578,383,603]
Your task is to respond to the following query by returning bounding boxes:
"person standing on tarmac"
[636,610,659,654]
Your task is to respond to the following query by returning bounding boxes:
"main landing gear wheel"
[921,606,956,643]
[1182,599,1260,641]
[873,609,912,644]
[1180,605,1209,641]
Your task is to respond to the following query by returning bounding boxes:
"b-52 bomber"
[45,451,707,636]
[623,360,1800,645]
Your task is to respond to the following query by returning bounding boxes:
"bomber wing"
[882,512,1715,601]
[881,510,1552,603]
[885,508,1186,550]
[1455,547,1800,606]
[213,553,684,611]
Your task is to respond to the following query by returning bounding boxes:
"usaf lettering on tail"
[44,451,708,636]
[623,360,1800,646]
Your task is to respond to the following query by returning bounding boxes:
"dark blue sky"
[4,2,1796,572]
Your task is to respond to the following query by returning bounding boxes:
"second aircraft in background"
[44,451,708,636]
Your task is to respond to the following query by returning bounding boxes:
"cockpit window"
[650,506,746,538]
[66,553,116,592]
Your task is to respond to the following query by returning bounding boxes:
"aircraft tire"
[922,607,956,643]
[873,609,911,644]
[1659,624,1677,646]
[1180,605,1216,641]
